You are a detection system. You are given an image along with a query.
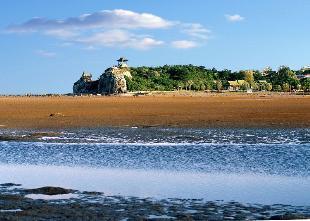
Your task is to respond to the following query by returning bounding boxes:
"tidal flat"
[0,94,309,129]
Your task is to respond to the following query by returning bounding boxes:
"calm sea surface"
[0,128,309,205]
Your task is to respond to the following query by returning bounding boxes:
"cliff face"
[73,78,99,94]
[98,67,131,94]
[73,72,99,94]
[73,66,131,95]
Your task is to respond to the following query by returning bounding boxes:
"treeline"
[125,65,310,92]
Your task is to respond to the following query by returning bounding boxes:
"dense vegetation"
[125,65,310,92]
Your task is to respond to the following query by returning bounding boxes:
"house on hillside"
[227,80,246,91]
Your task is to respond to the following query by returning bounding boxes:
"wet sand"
[1,183,309,220]
[0,93,309,129]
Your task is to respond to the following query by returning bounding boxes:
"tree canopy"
[125,65,307,92]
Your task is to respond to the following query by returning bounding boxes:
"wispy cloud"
[77,30,164,50]
[83,45,97,51]
[7,9,173,32]
[225,14,245,22]
[44,29,78,38]
[171,40,197,49]
[6,9,210,50]
[182,23,211,40]
[35,50,56,57]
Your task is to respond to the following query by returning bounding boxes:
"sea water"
[0,128,309,205]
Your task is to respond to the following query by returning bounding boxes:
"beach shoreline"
[0,92,309,129]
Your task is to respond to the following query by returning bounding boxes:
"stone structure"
[73,57,132,95]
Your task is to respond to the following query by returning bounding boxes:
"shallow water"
[0,128,309,205]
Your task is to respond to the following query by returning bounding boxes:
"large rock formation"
[73,57,131,95]
[98,66,132,94]
[73,72,99,94]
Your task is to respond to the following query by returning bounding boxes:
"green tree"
[127,65,302,93]
[252,82,259,91]
[186,80,194,90]
[216,80,222,91]
[282,83,290,92]
[253,70,265,81]
[265,83,272,91]
[176,81,184,90]
[301,78,310,91]
[243,70,255,87]
[240,82,250,91]
[270,66,299,89]
[273,85,282,92]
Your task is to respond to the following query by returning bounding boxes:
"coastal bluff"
[73,57,132,95]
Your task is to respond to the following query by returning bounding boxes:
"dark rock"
[81,191,103,196]
[0,132,60,142]
[0,194,24,201]
[49,113,64,117]
[26,132,60,138]
[0,183,22,187]
[270,213,308,220]
[0,135,19,141]
[24,187,75,195]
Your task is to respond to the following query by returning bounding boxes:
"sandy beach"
[0,93,309,129]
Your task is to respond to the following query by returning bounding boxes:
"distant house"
[228,80,246,91]
[301,65,310,73]
[297,66,310,80]
[297,74,310,80]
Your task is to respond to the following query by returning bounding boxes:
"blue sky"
[0,0,309,94]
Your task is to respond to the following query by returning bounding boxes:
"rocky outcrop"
[73,72,98,94]
[73,58,132,95]
[98,67,131,94]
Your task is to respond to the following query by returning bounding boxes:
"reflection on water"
[0,128,309,205]
[0,164,309,205]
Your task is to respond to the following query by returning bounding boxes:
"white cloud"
[44,29,78,38]
[136,37,164,49]
[6,9,210,50]
[225,14,245,22]
[78,30,163,50]
[7,9,173,32]
[83,45,97,51]
[171,40,198,49]
[35,50,56,57]
[182,23,211,40]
